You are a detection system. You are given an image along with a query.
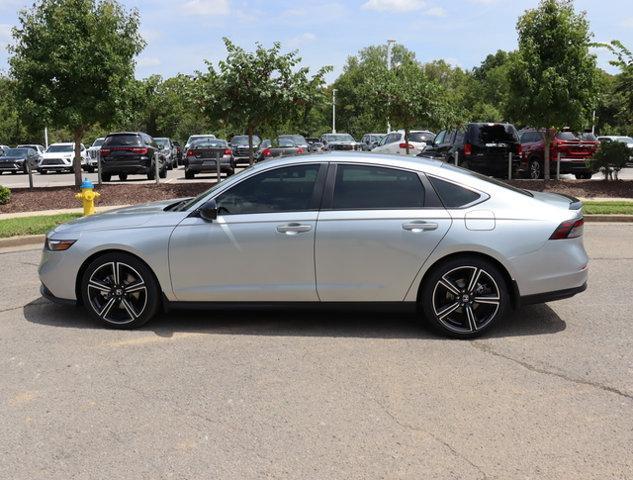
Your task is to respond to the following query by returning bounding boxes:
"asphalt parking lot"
[1,164,632,188]
[1,224,632,479]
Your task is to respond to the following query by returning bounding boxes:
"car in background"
[85,137,105,173]
[597,135,633,166]
[257,137,306,162]
[278,134,309,151]
[0,145,10,156]
[360,133,386,151]
[173,141,183,165]
[99,132,166,182]
[155,137,177,170]
[0,147,40,174]
[230,135,261,164]
[320,133,362,151]
[38,143,87,174]
[520,129,598,179]
[184,138,235,179]
[185,134,216,151]
[372,130,435,156]
[17,144,46,155]
[423,123,522,178]
[306,138,325,152]
[40,153,588,338]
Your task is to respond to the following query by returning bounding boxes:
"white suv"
[371,130,435,156]
[38,143,87,174]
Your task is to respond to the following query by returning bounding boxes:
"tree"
[507,0,598,179]
[9,0,145,186]
[366,58,457,154]
[590,141,629,180]
[197,38,331,164]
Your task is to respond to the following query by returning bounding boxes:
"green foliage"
[0,213,82,238]
[0,185,11,205]
[8,0,145,184]
[197,38,331,162]
[590,141,631,180]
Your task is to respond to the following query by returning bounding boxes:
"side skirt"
[163,300,418,314]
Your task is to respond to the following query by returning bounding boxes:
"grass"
[583,201,633,215]
[0,213,82,238]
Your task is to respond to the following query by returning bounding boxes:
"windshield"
[191,139,227,148]
[408,132,435,143]
[92,138,105,147]
[470,124,518,145]
[4,148,28,156]
[556,132,578,141]
[231,136,261,146]
[323,134,354,142]
[46,145,73,153]
[441,162,533,197]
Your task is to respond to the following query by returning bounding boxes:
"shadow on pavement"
[23,299,566,340]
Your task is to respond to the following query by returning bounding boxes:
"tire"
[226,169,234,177]
[528,159,543,179]
[166,160,173,170]
[39,169,47,175]
[118,173,128,181]
[101,173,111,182]
[420,256,509,338]
[575,172,592,180]
[147,166,155,181]
[86,166,94,173]
[159,165,167,179]
[184,169,195,179]
[80,252,160,329]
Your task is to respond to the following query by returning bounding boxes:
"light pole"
[386,39,396,133]
[332,88,337,134]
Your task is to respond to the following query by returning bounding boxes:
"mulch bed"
[1,179,632,214]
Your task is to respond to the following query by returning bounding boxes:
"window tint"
[428,176,482,208]
[331,165,424,210]
[454,129,465,146]
[385,133,400,144]
[444,130,456,144]
[434,131,446,145]
[215,164,321,215]
[468,124,518,146]
[408,132,435,143]
[104,134,142,147]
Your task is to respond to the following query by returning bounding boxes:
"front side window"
[434,131,446,145]
[331,164,425,210]
[215,164,321,215]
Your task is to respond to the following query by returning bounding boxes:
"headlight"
[45,238,76,251]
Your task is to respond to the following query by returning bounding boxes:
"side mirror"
[199,199,218,222]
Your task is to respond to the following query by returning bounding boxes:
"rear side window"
[428,176,482,208]
[104,134,141,146]
[408,132,435,143]
[469,124,518,146]
[331,165,424,210]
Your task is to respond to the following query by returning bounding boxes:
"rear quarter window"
[104,134,142,146]
[428,176,482,208]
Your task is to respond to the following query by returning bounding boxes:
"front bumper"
[0,162,25,172]
[40,284,77,306]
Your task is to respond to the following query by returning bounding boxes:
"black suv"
[421,123,522,178]
[100,132,167,182]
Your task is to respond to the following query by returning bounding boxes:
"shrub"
[589,141,630,180]
[0,185,11,205]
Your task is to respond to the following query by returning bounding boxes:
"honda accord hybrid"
[39,153,588,338]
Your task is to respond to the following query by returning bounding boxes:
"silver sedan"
[39,153,588,338]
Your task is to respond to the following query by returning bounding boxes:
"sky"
[1,0,632,83]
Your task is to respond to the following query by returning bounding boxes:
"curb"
[0,234,45,249]
[584,215,633,223]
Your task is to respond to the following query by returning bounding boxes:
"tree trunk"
[73,129,84,187]
[543,128,555,181]
[248,126,254,166]
[404,126,410,155]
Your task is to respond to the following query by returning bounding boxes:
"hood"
[43,151,74,159]
[529,191,582,211]
[50,198,190,236]
[0,155,26,161]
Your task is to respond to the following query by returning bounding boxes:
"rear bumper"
[520,282,587,306]
[187,163,234,173]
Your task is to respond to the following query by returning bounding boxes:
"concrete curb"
[584,215,633,223]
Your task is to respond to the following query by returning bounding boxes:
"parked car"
[184,138,235,179]
[185,134,216,151]
[0,147,40,174]
[230,135,261,164]
[360,133,386,151]
[519,129,598,179]
[0,145,10,156]
[372,130,434,156]
[306,138,325,152]
[320,133,362,151]
[597,135,633,167]
[38,143,87,174]
[17,144,46,155]
[154,137,177,170]
[85,137,105,173]
[257,137,306,162]
[277,134,309,150]
[173,141,183,165]
[423,123,522,178]
[99,132,166,182]
[39,153,588,338]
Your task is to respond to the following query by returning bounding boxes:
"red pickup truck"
[519,130,598,179]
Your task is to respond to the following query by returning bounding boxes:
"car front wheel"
[528,159,542,179]
[420,256,509,338]
[81,253,160,329]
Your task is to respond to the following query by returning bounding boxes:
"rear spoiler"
[556,192,583,210]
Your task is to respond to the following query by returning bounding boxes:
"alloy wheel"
[87,261,148,325]
[529,161,541,179]
[432,266,500,334]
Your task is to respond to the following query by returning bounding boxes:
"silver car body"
[40,153,588,307]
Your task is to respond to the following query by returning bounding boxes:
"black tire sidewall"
[420,256,509,338]
[80,252,160,329]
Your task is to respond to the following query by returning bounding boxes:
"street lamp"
[386,39,396,133]
[332,88,337,134]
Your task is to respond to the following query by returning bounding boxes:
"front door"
[315,163,452,302]
[169,163,326,302]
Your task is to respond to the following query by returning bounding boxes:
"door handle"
[402,221,438,232]
[276,223,312,235]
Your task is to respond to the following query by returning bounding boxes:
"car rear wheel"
[39,170,47,175]
[118,173,128,181]
[159,165,167,178]
[528,159,543,179]
[575,172,592,180]
[420,256,509,338]
[101,173,111,182]
[81,253,160,329]
[184,169,195,179]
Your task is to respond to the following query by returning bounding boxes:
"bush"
[589,141,630,180]
[0,185,11,205]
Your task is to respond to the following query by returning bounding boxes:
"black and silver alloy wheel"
[529,160,542,179]
[81,253,159,328]
[421,257,508,338]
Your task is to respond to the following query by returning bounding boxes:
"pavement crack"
[471,341,633,402]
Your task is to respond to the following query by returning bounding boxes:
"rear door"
[315,163,452,301]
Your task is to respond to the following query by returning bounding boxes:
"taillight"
[550,218,584,240]
[224,148,232,156]
[464,143,472,156]
[186,149,195,157]
[100,148,110,156]
[296,147,305,154]
[131,147,148,155]
[399,143,413,149]
[262,148,272,157]
[516,143,522,156]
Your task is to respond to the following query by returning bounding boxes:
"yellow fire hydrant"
[75,178,100,216]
